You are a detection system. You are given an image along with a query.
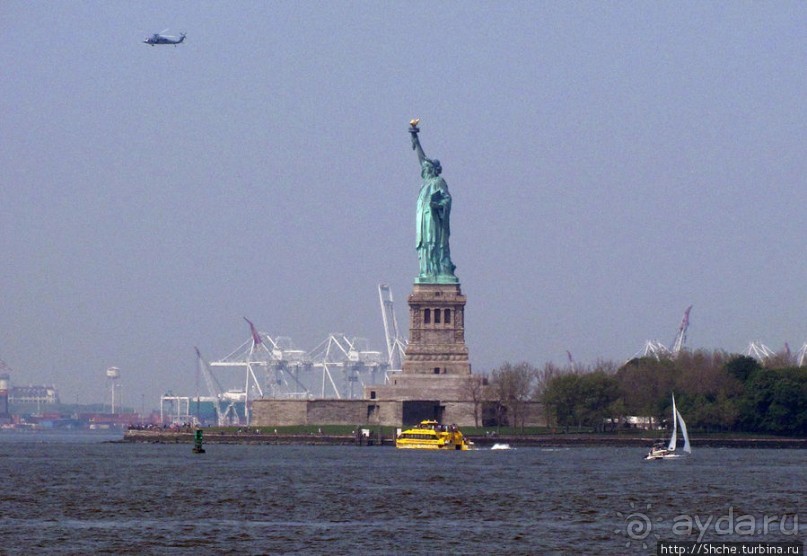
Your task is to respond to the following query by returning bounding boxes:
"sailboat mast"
[667,394,678,452]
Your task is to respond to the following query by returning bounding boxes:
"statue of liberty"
[409,119,458,284]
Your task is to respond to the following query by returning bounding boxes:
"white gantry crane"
[797,341,807,367]
[633,340,671,361]
[378,283,407,382]
[262,335,310,398]
[745,341,776,363]
[203,313,388,409]
[632,305,692,361]
[209,318,311,425]
[195,347,244,426]
[307,334,385,399]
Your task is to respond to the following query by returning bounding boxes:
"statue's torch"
[409,118,420,150]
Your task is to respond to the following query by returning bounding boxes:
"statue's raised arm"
[409,118,427,166]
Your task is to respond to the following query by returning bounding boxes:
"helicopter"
[143,29,186,46]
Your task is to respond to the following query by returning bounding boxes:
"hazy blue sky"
[2,2,805,409]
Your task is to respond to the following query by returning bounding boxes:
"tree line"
[478,350,807,436]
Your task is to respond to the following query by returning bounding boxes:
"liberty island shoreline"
[119,428,807,449]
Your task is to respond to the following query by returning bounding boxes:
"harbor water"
[0,432,804,554]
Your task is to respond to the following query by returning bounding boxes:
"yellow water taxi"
[395,420,471,450]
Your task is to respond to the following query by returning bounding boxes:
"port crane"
[194,348,242,426]
[197,286,396,412]
[670,305,692,357]
[308,334,384,399]
[634,340,671,361]
[378,283,407,381]
[209,318,310,424]
[205,312,388,412]
[745,341,776,363]
[632,305,692,361]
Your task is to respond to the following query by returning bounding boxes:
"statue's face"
[422,161,436,178]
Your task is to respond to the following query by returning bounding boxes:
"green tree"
[615,357,677,426]
[725,355,761,383]
[543,371,619,431]
[738,367,807,435]
[675,349,737,396]
[543,373,582,430]
[577,371,620,432]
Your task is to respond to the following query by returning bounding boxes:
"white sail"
[667,394,678,452]
[677,409,691,454]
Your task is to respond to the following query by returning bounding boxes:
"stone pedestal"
[403,282,471,376]
[364,282,472,402]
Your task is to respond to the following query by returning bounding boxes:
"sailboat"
[644,394,691,460]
